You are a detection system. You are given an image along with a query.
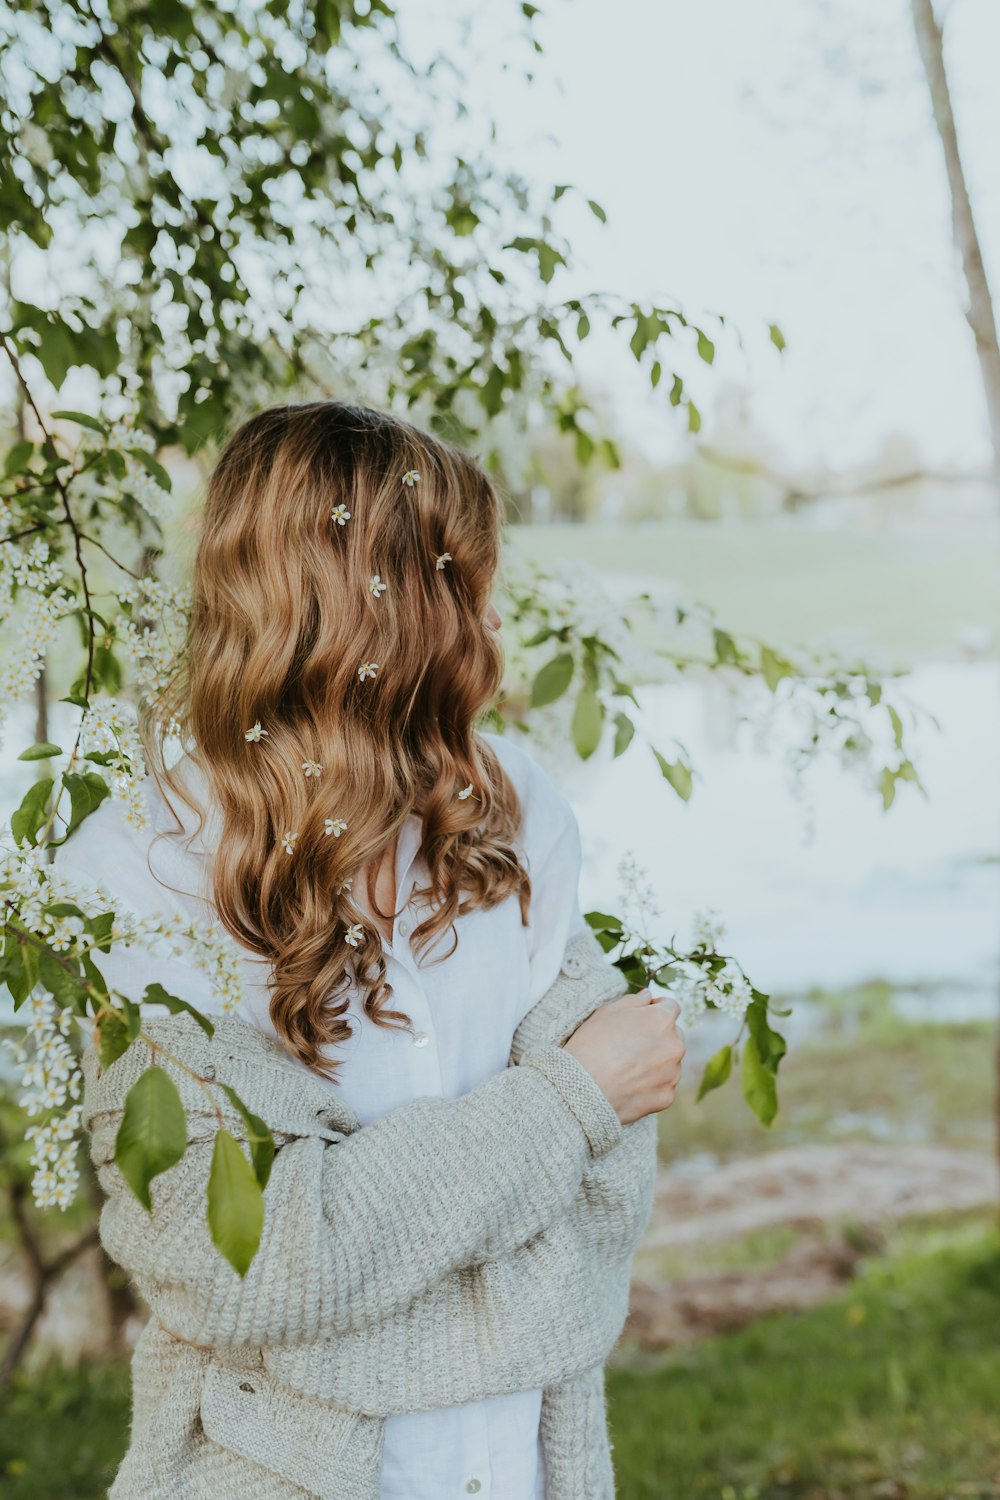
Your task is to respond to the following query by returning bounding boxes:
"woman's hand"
[563,989,685,1126]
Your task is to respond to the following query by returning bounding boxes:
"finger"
[650,994,681,1021]
[618,987,657,1006]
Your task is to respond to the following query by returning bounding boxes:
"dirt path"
[623,1143,998,1351]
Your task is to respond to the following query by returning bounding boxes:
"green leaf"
[97,1001,142,1068]
[697,1044,733,1102]
[687,401,702,435]
[878,767,896,811]
[18,742,62,761]
[11,777,54,846]
[44,901,85,919]
[769,323,786,352]
[51,410,109,434]
[115,1067,189,1212]
[2,919,40,1008]
[713,628,740,665]
[37,947,90,1010]
[479,365,505,417]
[742,1033,778,1127]
[217,1082,276,1190]
[760,646,795,691]
[33,322,77,389]
[61,771,112,837]
[81,949,110,1001]
[571,684,604,759]
[575,428,594,466]
[143,982,216,1040]
[520,627,554,649]
[129,449,172,491]
[745,993,788,1073]
[887,704,904,750]
[696,330,715,365]
[612,712,635,758]
[652,748,693,801]
[207,1128,265,1277]
[584,910,625,935]
[530,652,575,708]
[587,198,607,224]
[3,439,34,477]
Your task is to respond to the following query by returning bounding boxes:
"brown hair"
[141,401,531,1081]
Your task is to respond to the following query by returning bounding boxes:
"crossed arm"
[85,928,657,1415]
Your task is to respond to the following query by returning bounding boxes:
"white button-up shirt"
[56,728,588,1500]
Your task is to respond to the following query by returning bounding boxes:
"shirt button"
[398,918,409,936]
[411,1030,429,1047]
[465,1482,482,1495]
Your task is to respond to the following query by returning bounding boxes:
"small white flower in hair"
[434,552,452,571]
[458,782,475,800]
[302,759,323,779]
[281,831,299,856]
[245,721,268,742]
[358,660,379,680]
[330,504,351,525]
[344,922,364,947]
[325,816,348,837]
[401,469,420,488]
[369,573,388,598]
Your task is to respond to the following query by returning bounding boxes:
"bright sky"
[406,0,1000,472]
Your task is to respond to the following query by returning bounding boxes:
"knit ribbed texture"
[82,924,657,1500]
[519,1043,624,1158]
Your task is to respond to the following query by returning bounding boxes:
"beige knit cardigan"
[81,923,658,1500]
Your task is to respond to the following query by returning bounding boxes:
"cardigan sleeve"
[271,1112,659,1415]
[240,931,658,1414]
[83,1023,624,1351]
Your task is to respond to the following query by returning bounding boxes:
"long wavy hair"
[140,401,533,1081]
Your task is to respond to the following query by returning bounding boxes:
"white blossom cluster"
[2,995,84,1209]
[116,575,192,698]
[616,850,754,1028]
[0,520,74,752]
[77,697,150,827]
[738,632,911,841]
[617,849,663,937]
[500,544,649,668]
[0,833,248,1211]
[665,961,755,1028]
[71,416,171,524]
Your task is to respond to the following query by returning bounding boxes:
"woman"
[64,401,685,1500]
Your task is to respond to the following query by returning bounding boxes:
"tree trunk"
[910,0,1000,483]
[910,0,1000,1223]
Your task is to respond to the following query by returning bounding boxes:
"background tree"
[0,0,922,1362]
[911,0,1000,490]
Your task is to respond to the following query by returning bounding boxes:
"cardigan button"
[464,1482,482,1495]
[238,1382,256,1393]
[561,954,585,977]
[203,1064,216,1080]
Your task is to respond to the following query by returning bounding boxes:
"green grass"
[0,1355,130,1499]
[505,519,1000,669]
[4,1226,999,1500]
[607,1225,1000,1499]
[658,1012,996,1168]
[1,993,995,1498]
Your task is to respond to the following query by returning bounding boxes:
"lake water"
[557,659,999,1026]
[1,660,996,1044]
